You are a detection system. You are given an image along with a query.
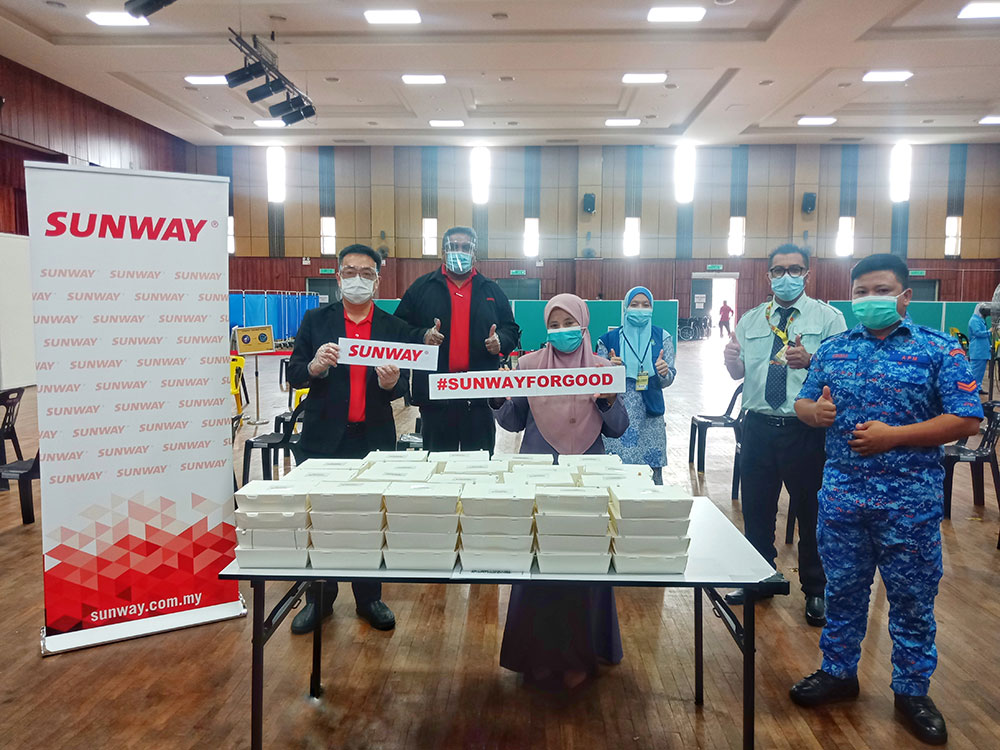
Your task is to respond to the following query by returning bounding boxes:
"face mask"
[341,276,375,305]
[547,326,583,353]
[445,251,473,275]
[625,307,653,326]
[852,294,903,330]
[771,274,805,301]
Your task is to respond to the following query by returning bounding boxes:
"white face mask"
[341,276,375,304]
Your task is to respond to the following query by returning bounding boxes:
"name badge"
[635,370,649,391]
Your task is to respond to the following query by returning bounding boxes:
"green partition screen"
[943,302,979,339]
[829,300,969,341]
[375,299,400,314]
[513,300,678,353]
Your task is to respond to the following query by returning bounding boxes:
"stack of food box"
[234,480,312,567]
[609,485,693,573]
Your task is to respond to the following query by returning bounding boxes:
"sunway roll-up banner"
[25,163,244,654]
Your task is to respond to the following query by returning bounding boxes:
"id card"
[635,370,649,391]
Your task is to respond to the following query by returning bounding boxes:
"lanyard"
[764,300,797,346]
[622,331,652,367]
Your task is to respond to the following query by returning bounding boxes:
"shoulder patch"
[950,347,967,357]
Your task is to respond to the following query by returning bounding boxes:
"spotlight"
[282,105,316,125]
[124,0,178,18]
[225,61,266,88]
[268,96,305,118]
[247,78,286,103]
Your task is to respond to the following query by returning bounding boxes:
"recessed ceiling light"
[185,75,228,85]
[492,12,509,20]
[606,118,642,127]
[364,9,421,24]
[958,2,1000,19]
[429,120,465,128]
[507,121,518,125]
[758,79,774,86]
[232,115,246,121]
[980,115,1000,124]
[254,119,287,128]
[269,14,287,22]
[622,73,668,84]
[368,121,378,126]
[664,83,679,89]
[837,82,852,88]
[402,74,446,85]
[922,119,935,124]
[499,75,515,82]
[647,6,707,23]
[184,85,198,91]
[325,76,340,83]
[798,116,838,126]
[86,11,149,26]
[863,70,914,82]
[714,0,736,4]
[45,1,66,7]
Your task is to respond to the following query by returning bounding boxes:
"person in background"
[719,300,734,338]
[597,286,676,484]
[491,293,627,689]
[723,244,846,627]
[968,303,992,394]
[394,226,519,452]
[286,244,422,635]
[790,253,982,746]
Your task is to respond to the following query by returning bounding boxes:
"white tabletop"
[220,497,778,588]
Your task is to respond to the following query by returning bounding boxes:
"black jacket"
[394,268,520,406]
[288,302,423,455]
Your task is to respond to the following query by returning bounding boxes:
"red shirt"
[720,304,733,322]
[445,267,477,372]
[344,304,374,423]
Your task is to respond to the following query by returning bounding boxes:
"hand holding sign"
[654,349,670,377]
[608,348,623,366]
[376,364,401,391]
[424,318,445,346]
[785,333,812,370]
[485,323,501,355]
[309,342,340,376]
[813,385,837,428]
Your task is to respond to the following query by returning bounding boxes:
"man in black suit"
[394,226,520,452]
[287,243,423,634]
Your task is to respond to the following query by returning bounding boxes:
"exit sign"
[909,269,927,277]
[320,268,336,275]
[707,264,723,271]
[510,269,527,276]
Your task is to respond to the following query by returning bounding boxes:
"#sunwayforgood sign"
[428,366,626,399]
[25,163,244,654]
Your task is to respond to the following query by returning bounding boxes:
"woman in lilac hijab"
[491,293,627,688]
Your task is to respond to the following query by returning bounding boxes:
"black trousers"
[739,411,826,597]
[419,400,496,453]
[719,320,731,337]
[294,424,381,606]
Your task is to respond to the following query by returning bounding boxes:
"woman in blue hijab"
[597,287,676,484]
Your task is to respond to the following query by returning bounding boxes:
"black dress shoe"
[790,669,860,707]
[805,596,826,627]
[290,583,337,635]
[356,600,396,631]
[894,694,948,745]
[723,588,774,606]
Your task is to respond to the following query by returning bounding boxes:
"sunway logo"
[44,212,209,242]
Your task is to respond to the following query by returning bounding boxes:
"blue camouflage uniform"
[797,314,983,696]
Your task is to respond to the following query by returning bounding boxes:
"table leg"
[694,587,703,705]
[310,581,324,698]
[743,592,756,750]
[251,579,265,750]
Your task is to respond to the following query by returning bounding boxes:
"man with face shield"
[790,253,982,745]
[723,244,847,627]
[394,226,519,452]
[285,244,425,635]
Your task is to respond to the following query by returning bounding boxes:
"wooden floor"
[2,338,1000,749]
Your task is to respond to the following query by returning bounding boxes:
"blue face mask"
[445,251,473,275]
[547,326,584,353]
[625,307,653,326]
[771,274,805,301]
[852,294,903,330]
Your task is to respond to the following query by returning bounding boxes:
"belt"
[746,411,802,428]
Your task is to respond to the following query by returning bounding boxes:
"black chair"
[944,401,1000,547]
[731,413,743,502]
[689,384,743,475]
[241,400,306,486]
[0,387,25,492]
[1,451,40,524]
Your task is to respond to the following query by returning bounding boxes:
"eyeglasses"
[340,265,378,281]
[444,241,475,252]
[769,265,807,279]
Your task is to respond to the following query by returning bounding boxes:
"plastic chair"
[0,388,25,492]
[944,401,1000,548]
[274,388,309,433]
[731,413,743,502]
[689,384,743,475]
[230,356,247,415]
[1,450,40,524]
[242,399,306,486]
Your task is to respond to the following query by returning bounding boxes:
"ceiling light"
[958,2,1000,18]
[889,142,912,203]
[674,143,696,204]
[254,119,286,128]
[979,115,1000,124]
[758,79,774,86]
[247,78,286,103]
[622,73,668,84]
[798,116,838,126]
[225,61,266,88]
[282,105,316,125]
[185,75,228,86]
[86,11,148,26]
[863,70,914,82]
[124,0,178,18]
[402,74,447,85]
[364,9,421,24]
[605,118,641,127]
[647,6,707,23]
[429,120,464,128]
[269,96,306,118]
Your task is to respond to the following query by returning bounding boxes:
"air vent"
[546,138,578,144]
[333,139,366,144]
[829,137,863,142]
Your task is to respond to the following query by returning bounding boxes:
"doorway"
[306,276,341,305]
[711,277,738,338]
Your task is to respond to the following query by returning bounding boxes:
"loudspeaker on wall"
[582,193,596,214]
[801,192,817,214]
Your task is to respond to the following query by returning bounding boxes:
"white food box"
[460,534,534,552]
[536,551,611,575]
[309,548,383,570]
[576,463,652,478]
[281,467,358,483]
[459,515,534,535]
[503,470,577,487]
[383,549,457,571]
[386,513,460,534]
[364,450,428,462]
[310,529,384,550]
[385,530,458,550]
[309,482,388,513]
[235,527,310,549]
[578,473,657,489]
[358,463,436,483]
[614,536,691,556]
[557,454,623,468]
[534,487,609,514]
[610,487,694,519]
[310,511,385,532]
[383,482,461,514]
[442,460,510,475]
[432,473,500,486]
[534,512,612,536]
[235,509,309,530]
[613,553,688,575]
[427,450,490,463]
[615,517,691,537]
[536,534,611,554]
[460,486,535,517]
[297,458,369,471]
[460,550,534,573]
[235,481,309,512]
[500,453,554,466]
[235,547,309,568]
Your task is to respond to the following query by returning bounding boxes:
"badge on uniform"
[635,370,649,391]
[773,345,788,366]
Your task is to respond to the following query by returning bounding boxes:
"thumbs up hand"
[813,385,837,428]
[425,317,445,346]
[608,348,623,366]
[485,323,501,355]
[654,348,671,377]
[785,333,812,370]
[724,332,741,367]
